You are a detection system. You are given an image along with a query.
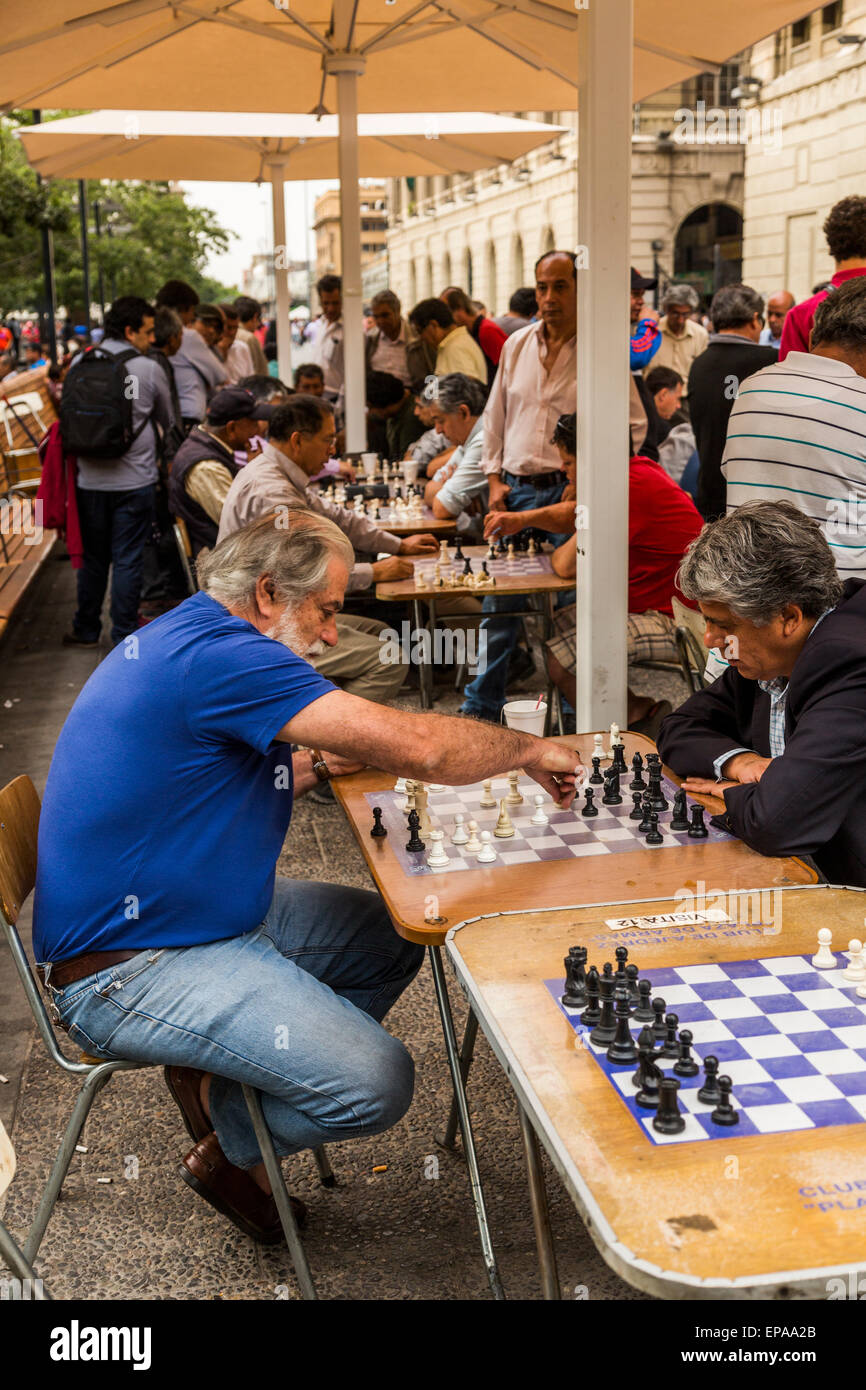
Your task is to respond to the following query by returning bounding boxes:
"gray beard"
[265,610,326,660]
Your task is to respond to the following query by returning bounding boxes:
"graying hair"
[198,508,354,612]
[811,276,866,350]
[710,284,765,332]
[677,501,843,625]
[371,289,401,313]
[433,372,487,417]
[661,283,699,312]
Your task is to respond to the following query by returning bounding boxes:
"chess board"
[546,953,866,1146]
[415,548,554,585]
[365,769,730,878]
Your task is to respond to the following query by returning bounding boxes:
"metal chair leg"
[312,1145,336,1188]
[436,1008,479,1151]
[428,945,505,1300]
[517,1103,560,1300]
[0,1222,52,1297]
[241,1085,317,1301]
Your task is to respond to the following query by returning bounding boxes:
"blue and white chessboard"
[546,953,866,1145]
[366,769,730,878]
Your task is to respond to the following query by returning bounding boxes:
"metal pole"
[93,201,106,321]
[269,161,292,388]
[574,0,633,729]
[78,180,91,329]
[31,111,58,365]
[517,1103,561,1300]
[332,55,367,454]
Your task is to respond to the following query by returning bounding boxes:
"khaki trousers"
[311,613,408,701]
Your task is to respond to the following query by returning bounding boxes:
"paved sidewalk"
[0,557,684,1300]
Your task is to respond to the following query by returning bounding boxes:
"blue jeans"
[50,879,424,1169]
[74,484,156,646]
[462,472,571,720]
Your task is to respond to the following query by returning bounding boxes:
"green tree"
[0,112,239,320]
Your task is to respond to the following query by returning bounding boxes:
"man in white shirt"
[312,274,345,408]
[759,290,795,350]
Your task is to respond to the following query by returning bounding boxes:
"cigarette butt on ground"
[96,1177,112,1185]
[372,1164,388,1174]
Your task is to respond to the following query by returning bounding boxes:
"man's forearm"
[290,749,318,796]
[493,500,573,534]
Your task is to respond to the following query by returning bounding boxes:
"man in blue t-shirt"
[34,507,583,1244]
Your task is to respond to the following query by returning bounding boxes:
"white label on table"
[604,909,731,930]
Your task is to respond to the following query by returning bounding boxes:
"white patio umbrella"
[19,108,566,385]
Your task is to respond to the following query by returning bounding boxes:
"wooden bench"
[0,368,57,640]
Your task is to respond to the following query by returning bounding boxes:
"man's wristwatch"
[311,749,331,783]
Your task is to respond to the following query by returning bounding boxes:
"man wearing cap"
[630,268,661,371]
[169,387,274,556]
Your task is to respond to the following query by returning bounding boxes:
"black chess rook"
[652,1077,686,1134]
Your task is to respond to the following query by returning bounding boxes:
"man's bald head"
[766,290,795,340]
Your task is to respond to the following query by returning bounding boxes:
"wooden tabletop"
[374,544,574,602]
[331,731,817,946]
[384,513,457,537]
[447,883,866,1298]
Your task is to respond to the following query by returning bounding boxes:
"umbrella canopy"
[17,109,567,182]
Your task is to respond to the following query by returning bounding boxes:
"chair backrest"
[671,597,711,692]
[172,518,198,595]
[671,596,705,646]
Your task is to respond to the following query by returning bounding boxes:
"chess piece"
[401,778,418,815]
[592,733,606,764]
[479,779,496,809]
[607,989,639,1065]
[506,542,515,561]
[612,743,628,777]
[638,795,654,834]
[454,541,465,562]
[487,542,497,562]
[476,829,497,863]
[462,557,473,578]
[406,810,425,853]
[506,771,524,805]
[651,996,667,1042]
[697,1055,722,1105]
[602,771,621,805]
[687,804,708,838]
[670,789,689,831]
[647,766,667,812]
[634,1033,662,1109]
[607,722,623,757]
[581,787,598,818]
[625,963,640,1005]
[451,813,469,845]
[844,939,866,982]
[527,536,537,557]
[614,945,628,987]
[494,798,516,838]
[561,946,588,1008]
[370,807,387,839]
[633,978,655,1022]
[426,829,450,869]
[530,794,549,826]
[579,966,601,1026]
[645,813,663,846]
[464,819,482,854]
[589,976,618,1046]
[653,1077,686,1135]
[394,776,408,794]
[629,752,646,791]
[414,785,432,836]
[629,791,644,821]
[415,569,429,589]
[710,1075,739,1126]
[589,757,603,785]
[673,1028,699,1077]
[661,1011,680,1058]
[812,927,836,969]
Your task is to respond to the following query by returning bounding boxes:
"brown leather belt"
[37,949,144,991]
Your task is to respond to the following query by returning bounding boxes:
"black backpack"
[60,346,152,461]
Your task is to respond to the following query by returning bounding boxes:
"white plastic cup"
[361,452,378,476]
[501,700,547,735]
[401,459,420,486]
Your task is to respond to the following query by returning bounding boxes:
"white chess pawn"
[506,543,515,562]
[531,794,549,826]
[464,819,482,853]
[527,537,536,557]
[593,733,607,763]
[812,927,837,970]
[476,830,497,863]
[505,771,523,805]
[426,828,450,869]
[415,569,429,589]
[479,779,496,809]
[451,813,469,845]
[844,939,866,982]
[858,973,866,1000]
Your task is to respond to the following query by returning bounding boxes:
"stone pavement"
[0,555,687,1300]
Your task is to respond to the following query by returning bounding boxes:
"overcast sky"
[181,178,333,290]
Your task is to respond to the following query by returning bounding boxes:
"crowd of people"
[26,195,866,1246]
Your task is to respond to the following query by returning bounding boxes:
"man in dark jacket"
[688,285,778,520]
[169,386,274,555]
[657,500,866,887]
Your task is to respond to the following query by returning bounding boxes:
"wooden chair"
[0,393,47,496]
[172,516,198,595]
[671,596,711,694]
[0,775,324,1299]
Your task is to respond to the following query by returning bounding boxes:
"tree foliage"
[0,112,239,319]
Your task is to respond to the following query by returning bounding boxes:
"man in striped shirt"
[722,276,866,581]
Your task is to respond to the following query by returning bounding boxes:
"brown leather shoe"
[164,1065,210,1142]
[179,1132,307,1244]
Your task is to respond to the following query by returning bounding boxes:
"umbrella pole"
[333,58,367,456]
[575,0,632,729]
[269,160,292,388]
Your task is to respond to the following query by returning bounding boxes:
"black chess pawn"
[661,1011,680,1058]
[645,813,663,846]
[651,995,667,1042]
[647,767,668,812]
[405,810,425,853]
[561,945,588,1008]
[688,804,708,839]
[480,561,490,578]
[630,752,646,791]
[579,966,601,1026]
[462,557,473,576]
[601,962,614,980]
[496,534,507,557]
[606,989,639,1065]
[614,945,629,986]
[370,806,388,839]
[602,771,622,805]
[589,757,603,785]
[670,788,689,831]
[625,963,640,1005]
[697,1054,722,1105]
[710,1074,739,1126]
[589,976,618,1046]
[393,485,403,501]
[633,978,655,1022]
[652,1077,686,1135]
[581,787,598,818]
[629,791,644,820]
[638,793,654,834]
[673,1028,700,1077]
[454,541,465,562]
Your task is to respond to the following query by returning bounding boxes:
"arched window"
[512,235,524,290]
[486,242,497,315]
[674,203,743,301]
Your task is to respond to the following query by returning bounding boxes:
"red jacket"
[779,267,866,359]
[37,422,83,568]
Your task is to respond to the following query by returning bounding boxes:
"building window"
[791,16,810,47]
[822,2,844,33]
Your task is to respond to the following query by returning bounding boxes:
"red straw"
[534,692,544,710]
